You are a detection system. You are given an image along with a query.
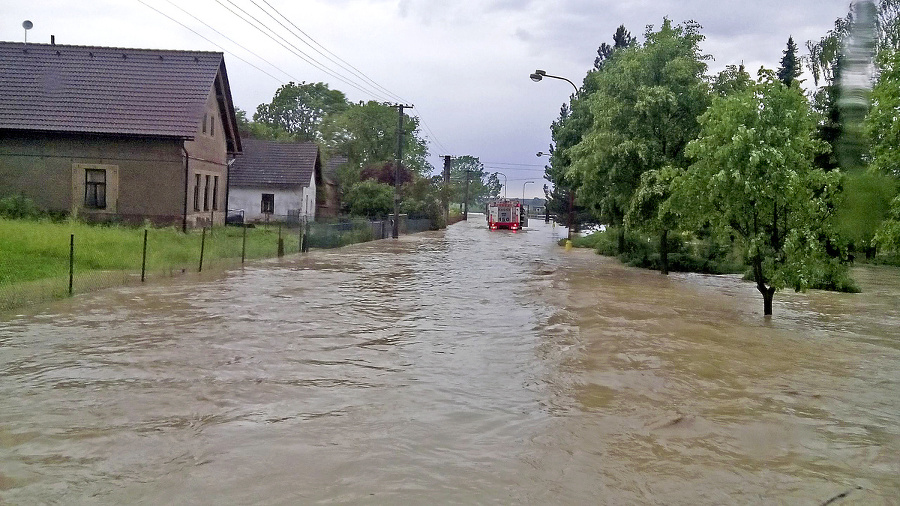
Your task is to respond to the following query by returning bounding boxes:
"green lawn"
[0,218,300,286]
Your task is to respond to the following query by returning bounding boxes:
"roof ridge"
[0,41,223,56]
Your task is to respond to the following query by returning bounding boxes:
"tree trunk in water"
[760,285,776,316]
[618,228,625,255]
[752,256,776,316]
[659,229,669,275]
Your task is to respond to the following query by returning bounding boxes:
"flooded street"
[1,218,898,504]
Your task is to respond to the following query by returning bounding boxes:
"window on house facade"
[193,174,201,211]
[84,169,106,208]
[261,193,274,214]
[202,113,208,134]
[212,176,219,210]
[210,113,215,137]
[203,175,211,211]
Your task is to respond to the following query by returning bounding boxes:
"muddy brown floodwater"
[1,218,898,504]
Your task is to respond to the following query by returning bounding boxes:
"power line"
[255,0,410,105]
[213,0,394,102]
[482,161,546,167]
[142,0,458,161]
[161,0,295,82]
[483,165,547,172]
[413,112,450,155]
[136,0,285,84]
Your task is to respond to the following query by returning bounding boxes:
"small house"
[0,41,241,228]
[228,139,322,223]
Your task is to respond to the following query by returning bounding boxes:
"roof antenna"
[22,20,33,43]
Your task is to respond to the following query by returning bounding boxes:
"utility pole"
[392,104,413,239]
[443,155,451,226]
[568,189,575,240]
[463,169,471,221]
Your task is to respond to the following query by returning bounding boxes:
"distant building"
[0,41,242,228]
[228,139,322,223]
[525,197,546,216]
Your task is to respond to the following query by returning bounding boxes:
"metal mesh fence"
[0,215,438,312]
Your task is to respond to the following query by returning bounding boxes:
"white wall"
[229,182,316,222]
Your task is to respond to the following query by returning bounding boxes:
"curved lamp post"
[522,181,534,202]
[530,70,578,94]
[530,70,578,238]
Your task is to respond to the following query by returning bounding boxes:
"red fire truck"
[486,199,523,230]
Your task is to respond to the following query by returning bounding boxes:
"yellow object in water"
[565,240,573,251]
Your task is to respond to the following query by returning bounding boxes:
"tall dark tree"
[594,25,636,70]
[777,36,803,86]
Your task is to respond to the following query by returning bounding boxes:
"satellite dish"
[23,20,33,43]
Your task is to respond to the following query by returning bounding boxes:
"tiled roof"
[0,41,223,138]
[231,139,320,187]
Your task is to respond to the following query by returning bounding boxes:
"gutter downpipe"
[182,145,189,233]
[225,155,234,226]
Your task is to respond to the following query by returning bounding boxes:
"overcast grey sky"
[2,0,852,198]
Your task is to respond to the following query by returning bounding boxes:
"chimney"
[51,35,55,45]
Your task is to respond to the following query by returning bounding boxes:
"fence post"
[199,227,206,272]
[302,221,310,253]
[277,224,284,258]
[141,229,148,282]
[298,223,303,253]
[68,233,74,296]
[241,223,247,264]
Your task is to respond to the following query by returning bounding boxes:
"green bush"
[567,227,745,275]
[0,195,42,219]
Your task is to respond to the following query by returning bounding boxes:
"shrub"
[0,195,42,219]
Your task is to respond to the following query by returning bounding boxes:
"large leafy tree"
[805,1,897,255]
[569,18,710,257]
[679,71,851,316]
[625,166,681,274]
[253,82,349,142]
[869,49,900,252]
[235,107,293,141]
[546,25,636,233]
[449,155,500,209]
[322,101,430,187]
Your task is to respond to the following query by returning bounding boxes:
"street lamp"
[522,181,534,202]
[529,69,578,94]
[536,151,548,157]
[530,69,578,239]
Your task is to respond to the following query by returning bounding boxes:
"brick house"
[0,41,241,228]
[228,139,322,223]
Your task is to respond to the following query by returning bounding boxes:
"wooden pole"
[141,229,148,282]
[68,234,74,296]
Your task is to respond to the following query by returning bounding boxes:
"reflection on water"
[0,217,898,504]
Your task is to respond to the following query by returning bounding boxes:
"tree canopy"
[569,19,710,255]
[680,71,851,314]
[253,82,349,142]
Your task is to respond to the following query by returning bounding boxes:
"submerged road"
[1,217,898,503]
